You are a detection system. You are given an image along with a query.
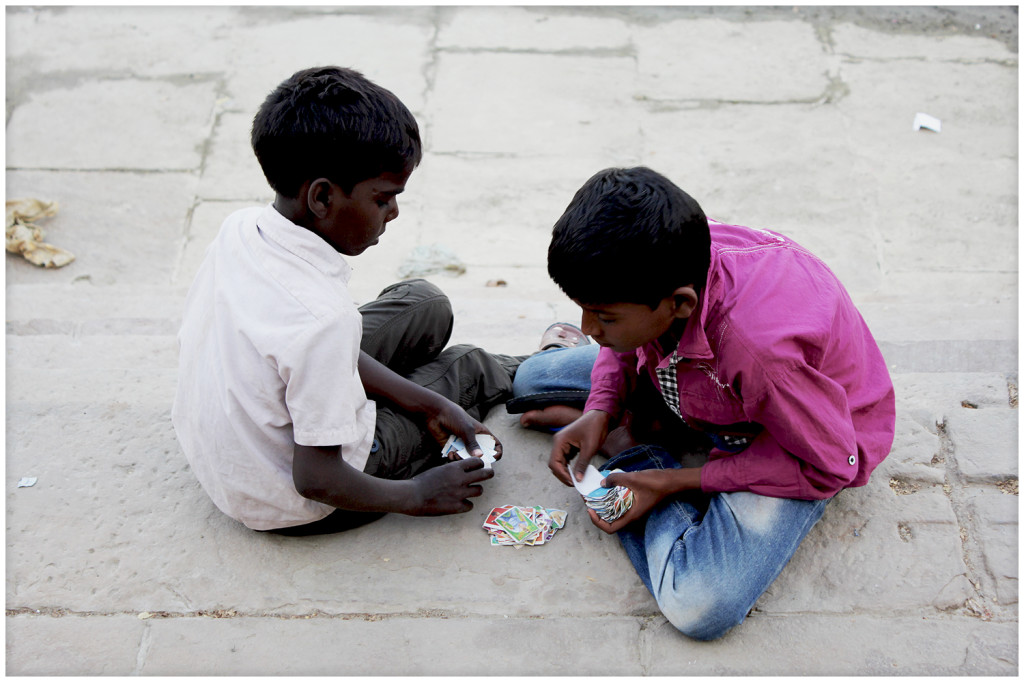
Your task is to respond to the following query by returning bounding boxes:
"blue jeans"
[506,344,600,414]
[601,445,829,641]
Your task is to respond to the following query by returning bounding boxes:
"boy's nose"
[386,203,399,222]
[580,310,599,337]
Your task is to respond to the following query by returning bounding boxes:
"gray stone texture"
[5,5,1017,675]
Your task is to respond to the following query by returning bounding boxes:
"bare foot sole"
[597,425,639,458]
[519,405,583,430]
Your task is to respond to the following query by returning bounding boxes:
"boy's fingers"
[571,452,593,482]
[460,456,484,471]
[551,454,574,487]
[586,508,616,534]
[460,457,495,482]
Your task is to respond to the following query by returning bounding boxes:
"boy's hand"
[424,397,503,462]
[586,468,703,534]
[549,409,611,486]
[408,457,494,515]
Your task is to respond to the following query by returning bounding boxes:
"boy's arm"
[357,351,496,457]
[550,346,638,484]
[292,442,493,515]
[582,346,637,420]
[701,361,875,500]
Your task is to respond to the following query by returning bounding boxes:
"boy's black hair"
[548,167,711,308]
[251,66,422,198]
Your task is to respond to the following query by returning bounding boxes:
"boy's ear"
[306,177,334,219]
[670,285,699,319]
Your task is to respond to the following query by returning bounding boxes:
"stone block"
[965,488,1019,606]
[408,155,619,271]
[5,403,653,619]
[878,411,944,486]
[5,171,198,287]
[139,616,642,675]
[6,614,145,675]
[429,52,643,157]
[436,6,631,50]
[761,477,972,614]
[194,112,274,203]
[837,60,1016,159]
[6,284,185,333]
[879,340,1018,375]
[5,6,236,76]
[6,335,178,374]
[7,79,217,171]
[643,615,1018,675]
[636,104,881,294]
[945,409,1019,482]
[633,19,829,102]
[893,373,1016,416]
[832,22,1015,60]
[832,58,1016,277]
[861,300,1016,350]
[216,10,435,117]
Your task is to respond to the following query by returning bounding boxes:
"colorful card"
[494,506,540,544]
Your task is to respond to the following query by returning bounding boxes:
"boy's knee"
[657,584,750,642]
[379,278,450,311]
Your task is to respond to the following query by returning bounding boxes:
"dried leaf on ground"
[6,198,75,268]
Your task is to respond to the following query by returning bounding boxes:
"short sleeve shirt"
[171,205,376,530]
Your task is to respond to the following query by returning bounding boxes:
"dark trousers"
[270,279,523,536]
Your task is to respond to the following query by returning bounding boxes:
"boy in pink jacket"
[512,166,895,640]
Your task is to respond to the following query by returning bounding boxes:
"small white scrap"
[913,112,942,133]
[17,477,37,488]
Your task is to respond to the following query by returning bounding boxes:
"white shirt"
[172,205,376,530]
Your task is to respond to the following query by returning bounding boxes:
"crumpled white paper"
[913,112,942,133]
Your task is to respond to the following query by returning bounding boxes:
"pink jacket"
[584,221,896,500]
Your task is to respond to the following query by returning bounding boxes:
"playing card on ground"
[483,505,568,547]
[494,506,540,543]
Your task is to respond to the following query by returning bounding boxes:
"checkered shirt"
[654,351,683,418]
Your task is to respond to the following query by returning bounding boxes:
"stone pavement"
[5,5,1018,675]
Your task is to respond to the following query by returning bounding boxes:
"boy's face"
[316,168,412,256]
[576,290,696,353]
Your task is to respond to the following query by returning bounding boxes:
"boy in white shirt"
[172,66,525,535]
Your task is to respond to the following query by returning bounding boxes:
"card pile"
[442,434,498,468]
[482,505,567,548]
[572,464,634,523]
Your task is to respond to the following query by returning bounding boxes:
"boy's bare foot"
[598,424,639,457]
[519,405,582,429]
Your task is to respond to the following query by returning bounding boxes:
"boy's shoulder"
[708,220,793,254]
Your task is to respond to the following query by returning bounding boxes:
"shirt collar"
[254,204,352,283]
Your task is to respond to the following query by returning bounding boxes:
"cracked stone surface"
[5,5,1017,675]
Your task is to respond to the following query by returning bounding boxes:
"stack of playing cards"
[442,434,498,468]
[572,464,634,523]
[482,505,567,548]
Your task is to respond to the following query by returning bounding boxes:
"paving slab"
[430,51,642,157]
[436,5,631,51]
[5,5,1017,676]
[7,79,217,171]
[6,171,197,287]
